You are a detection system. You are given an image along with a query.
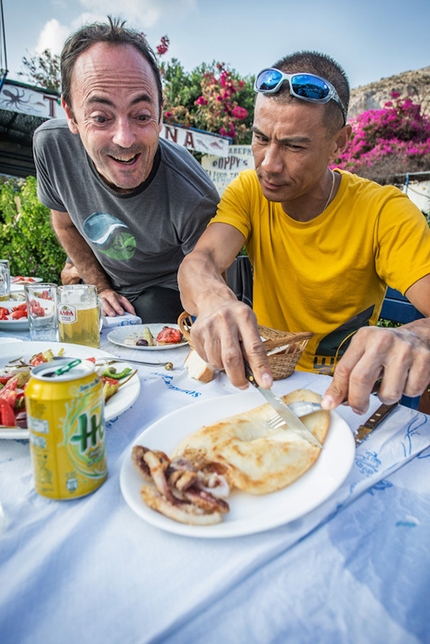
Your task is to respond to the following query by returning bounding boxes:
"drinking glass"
[24,283,58,341]
[0,259,10,302]
[57,284,102,348]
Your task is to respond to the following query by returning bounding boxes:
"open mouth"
[110,153,140,166]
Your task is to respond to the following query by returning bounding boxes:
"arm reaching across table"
[179,222,272,390]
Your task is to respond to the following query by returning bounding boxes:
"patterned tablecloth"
[0,327,429,643]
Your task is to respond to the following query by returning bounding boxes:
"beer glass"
[57,284,102,348]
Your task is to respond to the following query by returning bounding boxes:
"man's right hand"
[98,288,136,317]
[189,299,273,389]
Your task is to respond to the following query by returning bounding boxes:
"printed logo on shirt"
[82,212,136,260]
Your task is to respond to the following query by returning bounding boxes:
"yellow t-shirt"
[210,169,430,374]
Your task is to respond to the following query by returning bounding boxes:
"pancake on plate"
[132,389,330,524]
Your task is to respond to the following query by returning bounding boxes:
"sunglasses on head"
[254,68,347,126]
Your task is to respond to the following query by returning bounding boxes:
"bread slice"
[184,349,215,383]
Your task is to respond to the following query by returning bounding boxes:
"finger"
[242,337,272,389]
[117,296,136,315]
[100,292,125,317]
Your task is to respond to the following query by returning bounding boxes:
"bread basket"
[177,312,312,380]
[257,325,313,380]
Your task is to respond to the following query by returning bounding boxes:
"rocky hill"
[349,66,430,119]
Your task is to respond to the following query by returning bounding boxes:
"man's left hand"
[98,288,136,317]
[321,325,430,413]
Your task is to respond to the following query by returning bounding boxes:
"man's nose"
[111,118,136,148]
[261,145,283,173]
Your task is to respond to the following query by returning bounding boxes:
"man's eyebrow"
[88,93,154,107]
[251,125,310,144]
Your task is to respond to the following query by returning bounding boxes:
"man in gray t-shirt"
[33,17,219,322]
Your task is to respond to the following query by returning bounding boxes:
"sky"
[2,0,429,90]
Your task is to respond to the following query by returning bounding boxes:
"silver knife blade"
[242,357,323,448]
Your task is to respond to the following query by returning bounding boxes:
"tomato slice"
[0,399,16,426]
[11,310,27,319]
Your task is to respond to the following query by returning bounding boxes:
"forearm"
[178,248,238,316]
[51,211,111,292]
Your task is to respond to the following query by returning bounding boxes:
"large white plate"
[0,299,29,330]
[107,323,188,351]
[0,341,141,440]
[120,390,355,538]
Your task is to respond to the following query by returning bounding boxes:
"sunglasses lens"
[291,74,331,100]
[256,69,283,91]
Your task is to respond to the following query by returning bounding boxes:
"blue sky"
[3,0,429,89]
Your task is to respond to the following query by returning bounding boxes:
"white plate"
[0,341,141,439]
[0,299,29,330]
[10,277,43,292]
[120,390,355,538]
[107,324,188,351]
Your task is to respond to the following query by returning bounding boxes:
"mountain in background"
[349,65,430,118]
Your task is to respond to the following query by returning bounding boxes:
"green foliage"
[18,49,61,91]
[161,59,255,143]
[0,177,66,282]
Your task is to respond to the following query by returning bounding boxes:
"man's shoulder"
[158,139,217,194]
[33,119,78,152]
[34,118,70,137]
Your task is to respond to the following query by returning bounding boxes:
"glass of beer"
[0,259,10,302]
[57,284,102,348]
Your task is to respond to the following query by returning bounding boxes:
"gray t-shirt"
[33,119,219,299]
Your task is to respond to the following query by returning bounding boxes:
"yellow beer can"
[25,359,107,499]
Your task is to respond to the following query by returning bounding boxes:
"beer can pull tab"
[45,359,82,378]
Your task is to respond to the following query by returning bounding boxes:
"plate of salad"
[0,300,29,330]
[0,341,141,439]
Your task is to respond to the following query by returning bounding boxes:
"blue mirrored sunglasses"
[254,68,347,126]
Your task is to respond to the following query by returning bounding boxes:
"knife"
[242,357,323,449]
[354,402,399,446]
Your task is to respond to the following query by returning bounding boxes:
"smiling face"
[252,94,350,220]
[63,42,163,192]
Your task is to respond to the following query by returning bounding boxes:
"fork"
[267,401,322,430]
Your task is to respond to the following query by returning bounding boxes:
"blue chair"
[380,287,425,410]
[380,287,424,324]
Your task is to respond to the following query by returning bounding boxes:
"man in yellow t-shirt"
[179,51,430,414]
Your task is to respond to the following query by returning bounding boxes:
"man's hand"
[98,288,136,317]
[321,325,430,413]
[190,300,273,389]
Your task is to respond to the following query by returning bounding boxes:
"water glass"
[57,284,102,348]
[0,259,10,302]
[25,283,58,341]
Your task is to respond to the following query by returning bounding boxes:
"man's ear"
[62,97,79,135]
[329,124,352,162]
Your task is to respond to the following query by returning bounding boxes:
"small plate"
[10,277,43,292]
[0,341,141,439]
[0,299,29,330]
[107,324,188,351]
[120,390,355,538]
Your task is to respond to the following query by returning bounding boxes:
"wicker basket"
[177,312,312,380]
[177,311,195,346]
[257,325,313,380]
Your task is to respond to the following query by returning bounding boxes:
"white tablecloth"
[0,328,429,644]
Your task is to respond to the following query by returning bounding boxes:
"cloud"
[33,0,197,59]
[35,19,71,56]
[77,0,197,28]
